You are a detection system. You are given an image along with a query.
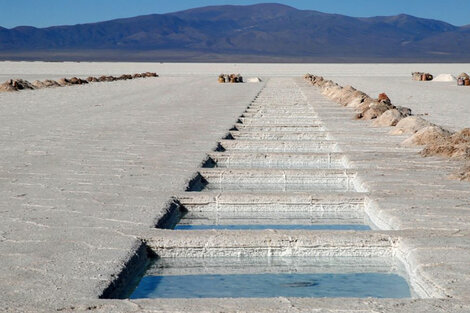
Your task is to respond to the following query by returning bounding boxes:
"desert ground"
[0,62,469,312]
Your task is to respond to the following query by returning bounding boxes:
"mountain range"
[1,3,469,62]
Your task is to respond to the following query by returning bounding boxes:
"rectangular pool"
[174,224,371,231]
[129,257,412,299]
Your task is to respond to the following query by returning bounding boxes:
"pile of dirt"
[319,83,371,109]
[32,80,61,88]
[372,109,403,127]
[321,84,343,101]
[86,77,99,82]
[69,77,89,85]
[57,78,72,86]
[357,101,393,120]
[402,126,453,146]
[218,74,243,83]
[355,93,398,120]
[0,79,35,92]
[118,74,133,80]
[0,72,159,92]
[422,141,470,159]
[412,72,433,81]
[143,72,158,78]
[305,75,414,123]
[371,104,413,127]
[421,128,470,159]
[338,89,370,108]
[305,73,470,184]
[378,93,391,102]
[307,75,330,88]
[396,106,412,117]
[389,117,433,135]
[98,76,116,82]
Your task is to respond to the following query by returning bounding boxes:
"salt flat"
[1,61,468,79]
[0,73,264,311]
[1,62,469,130]
[0,62,470,313]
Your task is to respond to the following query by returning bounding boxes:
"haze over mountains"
[1,3,469,62]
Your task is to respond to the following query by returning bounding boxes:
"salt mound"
[433,74,457,82]
[389,117,432,135]
[421,141,470,159]
[401,126,452,146]
[246,77,262,83]
[372,109,402,127]
[357,101,393,120]
[420,129,470,159]
[0,79,35,92]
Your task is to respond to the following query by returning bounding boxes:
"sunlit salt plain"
[1,62,469,131]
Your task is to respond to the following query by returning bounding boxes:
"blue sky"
[1,0,469,28]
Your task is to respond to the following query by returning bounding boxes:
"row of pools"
[124,82,415,300]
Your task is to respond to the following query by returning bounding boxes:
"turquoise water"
[130,272,411,299]
[174,224,371,231]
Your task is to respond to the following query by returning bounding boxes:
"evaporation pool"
[174,224,371,230]
[131,273,409,298]
[129,257,412,299]
[170,202,373,231]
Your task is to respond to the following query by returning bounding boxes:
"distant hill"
[1,3,469,62]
